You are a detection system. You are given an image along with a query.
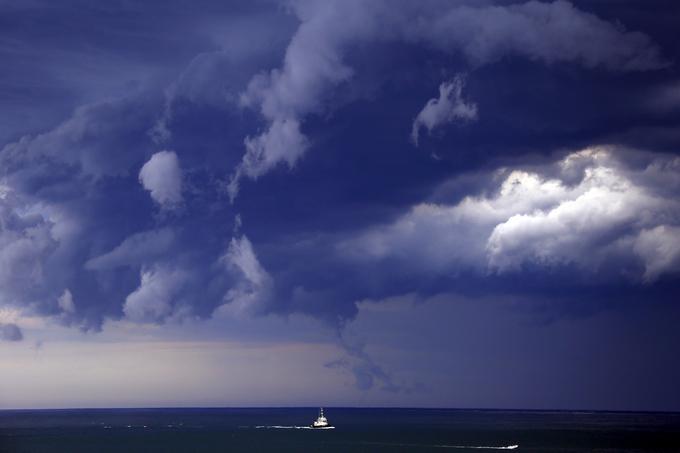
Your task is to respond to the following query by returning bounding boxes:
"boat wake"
[251,409,336,430]
[441,445,518,450]
[356,441,518,450]
[253,425,335,430]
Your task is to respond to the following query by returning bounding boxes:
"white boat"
[311,407,333,429]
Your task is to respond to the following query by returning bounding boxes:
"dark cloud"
[230,0,668,199]
[0,0,679,406]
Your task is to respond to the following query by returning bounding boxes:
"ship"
[311,407,334,429]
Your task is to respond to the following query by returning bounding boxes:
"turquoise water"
[1,408,679,452]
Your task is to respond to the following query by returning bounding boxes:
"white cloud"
[123,266,188,323]
[57,289,75,314]
[231,0,666,198]
[138,151,183,208]
[228,118,308,201]
[340,165,576,273]
[411,75,477,146]
[486,167,653,272]
[633,226,680,283]
[217,235,273,317]
[341,147,680,282]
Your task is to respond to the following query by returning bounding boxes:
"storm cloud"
[342,147,680,283]
[231,0,667,198]
[1,0,679,405]
[0,0,675,332]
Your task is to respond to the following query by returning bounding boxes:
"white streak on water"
[248,427,517,449]
[356,441,518,450]
[438,445,518,450]
[253,425,335,430]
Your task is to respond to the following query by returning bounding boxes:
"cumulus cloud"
[231,0,667,198]
[0,0,673,344]
[0,93,179,330]
[123,265,189,323]
[341,147,680,283]
[0,217,55,294]
[217,235,273,317]
[139,151,183,208]
[0,189,58,306]
[57,289,75,314]
[0,87,275,330]
[227,118,308,201]
[411,75,478,146]
[0,323,23,342]
[633,226,680,283]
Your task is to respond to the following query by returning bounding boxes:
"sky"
[1,0,680,411]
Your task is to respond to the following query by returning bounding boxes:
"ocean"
[1,408,679,452]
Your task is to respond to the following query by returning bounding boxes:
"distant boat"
[311,407,334,429]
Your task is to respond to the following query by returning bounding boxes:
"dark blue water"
[1,408,679,452]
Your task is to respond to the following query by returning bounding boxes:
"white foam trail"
[358,441,518,450]
[248,427,516,449]
[439,445,518,450]
[253,425,335,430]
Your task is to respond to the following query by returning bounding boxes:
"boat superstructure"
[311,407,333,428]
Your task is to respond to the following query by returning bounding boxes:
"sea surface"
[1,408,679,452]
